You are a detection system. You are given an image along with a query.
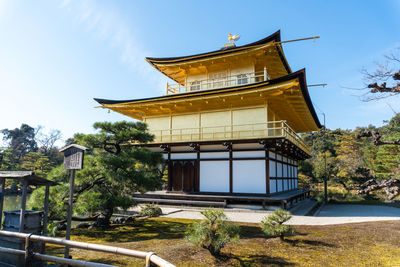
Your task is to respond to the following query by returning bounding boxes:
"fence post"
[24,233,33,267]
[145,252,156,267]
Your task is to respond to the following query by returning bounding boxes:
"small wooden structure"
[0,171,57,266]
[0,171,57,235]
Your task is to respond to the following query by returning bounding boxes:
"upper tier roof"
[146,30,292,84]
[94,69,322,133]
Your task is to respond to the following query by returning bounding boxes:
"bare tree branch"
[357,178,400,200]
[357,131,400,146]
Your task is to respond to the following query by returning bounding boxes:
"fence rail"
[0,230,175,267]
[150,120,310,154]
[166,71,267,94]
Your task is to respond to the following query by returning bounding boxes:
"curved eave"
[95,69,321,131]
[145,30,291,83]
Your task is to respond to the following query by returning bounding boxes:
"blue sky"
[0,0,399,145]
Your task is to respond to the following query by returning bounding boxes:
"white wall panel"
[200,161,230,192]
[232,160,266,194]
[162,154,168,160]
[284,179,289,191]
[269,161,276,177]
[170,153,197,160]
[270,179,277,194]
[269,152,276,159]
[283,164,288,177]
[233,151,265,158]
[200,152,229,159]
[277,179,283,192]
[277,163,283,177]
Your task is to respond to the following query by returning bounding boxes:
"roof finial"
[222,33,240,50]
[228,33,240,43]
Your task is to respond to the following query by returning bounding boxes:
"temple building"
[95,30,321,201]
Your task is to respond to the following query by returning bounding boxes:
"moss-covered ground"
[47,217,400,266]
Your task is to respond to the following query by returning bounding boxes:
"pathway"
[135,204,400,225]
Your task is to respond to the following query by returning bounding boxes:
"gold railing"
[166,71,267,95]
[150,120,310,154]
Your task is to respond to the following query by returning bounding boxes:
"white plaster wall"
[200,152,229,159]
[277,163,283,177]
[170,153,197,160]
[277,179,283,192]
[233,143,264,150]
[233,151,265,158]
[200,161,230,192]
[269,160,276,177]
[232,160,266,194]
[270,179,277,194]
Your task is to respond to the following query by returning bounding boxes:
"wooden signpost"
[59,144,87,259]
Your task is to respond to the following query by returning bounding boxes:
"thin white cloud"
[0,0,10,22]
[59,0,165,92]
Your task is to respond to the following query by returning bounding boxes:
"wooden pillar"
[19,180,28,233]
[229,147,233,194]
[167,151,172,191]
[265,149,270,195]
[264,66,268,81]
[0,177,5,229]
[42,184,50,236]
[196,150,200,192]
[275,153,278,193]
[64,169,75,258]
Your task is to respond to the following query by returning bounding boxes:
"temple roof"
[146,30,292,84]
[95,69,322,132]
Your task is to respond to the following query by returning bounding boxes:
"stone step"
[289,199,319,216]
[132,197,226,207]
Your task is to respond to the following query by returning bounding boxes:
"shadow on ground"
[70,218,191,243]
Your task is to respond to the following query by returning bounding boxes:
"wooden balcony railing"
[166,71,267,95]
[150,121,310,154]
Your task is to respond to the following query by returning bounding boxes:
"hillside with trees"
[299,113,400,201]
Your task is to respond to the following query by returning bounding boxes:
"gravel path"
[153,204,400,225]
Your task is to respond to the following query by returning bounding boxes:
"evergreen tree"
[29,121,164,226]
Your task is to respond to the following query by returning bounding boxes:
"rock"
[76,222,90,229]
[113,217,126,224]
[91,213,110,228]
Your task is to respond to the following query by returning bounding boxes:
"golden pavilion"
[95,30,321,201]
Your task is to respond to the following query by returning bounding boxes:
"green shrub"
[261,209,295,241]
[139,203,162,217]
[46,222,58,237]
[185,208,240,256]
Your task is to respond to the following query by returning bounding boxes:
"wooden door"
[171,161,182,191]
[183,161,195,192]
[171,160,197,192]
